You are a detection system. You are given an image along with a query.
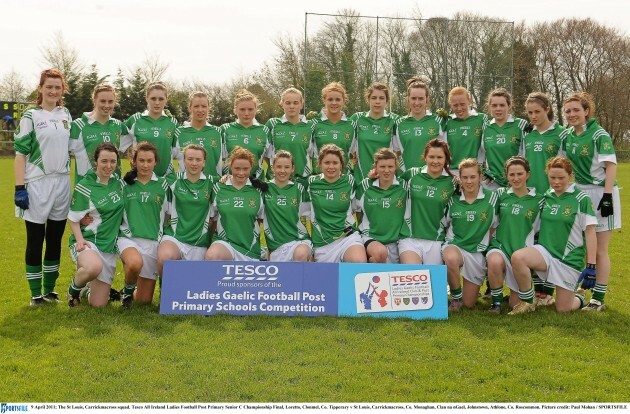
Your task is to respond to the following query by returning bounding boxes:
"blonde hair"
[92,83,117,101]
[273,149,294,166]
[321,82,348,103]
[365,82,390,103]
[233,89,260,111]
[318,144,346,170]
[188,91,209,108]
[146,81,168,98]
[183,144,207,160]
[279,87,303,104]
[458,158,482,176]
[228,145,255,168]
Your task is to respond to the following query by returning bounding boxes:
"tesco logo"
[391,274,428,283]
[222,264,279,276]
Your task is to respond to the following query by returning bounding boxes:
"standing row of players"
[14,69,619,314]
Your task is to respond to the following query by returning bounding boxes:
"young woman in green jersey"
[158,144,213,275]
[563,92,620,311]
[442,158,498,311]
[392,77,446,172]
[523,92,567,305]
[510,157,597,314]
[117,142,169,307]
[205,146,264,261]
[357,148,407,263]
[311,82,355,174]
[350,82,398,183]
[67,143,124,308]
[266,88,313,186]
[221,89,270,178]
[307,144,366,263]
[70,83,132,181]
[486,157,544,313]
[399,138,457,265]
[261,150,312,262]
[14,69,72,306]
[481,88,528,191]
[174,91,224,179]
[446,87,486,173]
[125,82,178,178]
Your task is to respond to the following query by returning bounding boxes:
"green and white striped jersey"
[481,116,528,187]
[174,121,224,179]
[211,178,264,259]
[68,170,124,253]
[119,173,170,241]
[564,119,617,186]
[350,111,399,183]
[14,106,72,183]
[522,122,567,194]
[489,187,544,258]
[221,120,270,178]
[538,184,597,272]
[445,110,487,168]
[266,115,314,179]
[443,187,498,253]
[310,112,355,175]
[392,112,446,171]
[261,180,310,252]
[125,111,178,178]
[163,172,214,247]
[70,112,132,181]
[357,178,408,244]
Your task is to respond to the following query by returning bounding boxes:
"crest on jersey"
[340,192,349,202]
[428,127,436,136]
[249,198,257,209]
[480,211,488,222]
[155,194,162,205]
[205,188,211,200]
[63,120,70,130]
[256,136,263,146]
[545,143,557,154]
[291,196,298,206]
[302,134,309,144]
[115,131,121,140]
[210,137,218,148]
[440,190,450,201]
[603,142,612,150]
[510,134,518,145]
[562,206,573,217]
[384,126,391,134]
[166,129,173,138]
[525,208,535,220]
[580,145,590,157]
[345,131,352,141]
[396,197,404,208]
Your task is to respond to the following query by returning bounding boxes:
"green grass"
[0,158,629,402]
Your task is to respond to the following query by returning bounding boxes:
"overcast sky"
[4,0,629,87]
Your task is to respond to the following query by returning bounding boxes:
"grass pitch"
[0,158,628,402]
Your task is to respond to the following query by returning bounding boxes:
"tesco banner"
[160,262,447,320]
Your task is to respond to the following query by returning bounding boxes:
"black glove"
[14,185,29,210]
[597,192,613,217]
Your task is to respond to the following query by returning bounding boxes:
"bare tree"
[0,70,28,102]
[136,52,170,84]
[40,31,84,76]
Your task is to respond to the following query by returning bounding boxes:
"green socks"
[42,259,60,295]
[26,264,42,298]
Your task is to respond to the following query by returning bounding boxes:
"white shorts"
[314,232,363,263]
[486,249,517,292]
[118,237,159,280]
[269,240,313,262]
[16,174,71,223]
[398,238,444,264]
[210,240,258,261]
[532,245,580,292]
[577,184,621,232]
[70,243,117,285]
[363,239,399,263]
[442,244,486,286]
[160,235,206,261]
